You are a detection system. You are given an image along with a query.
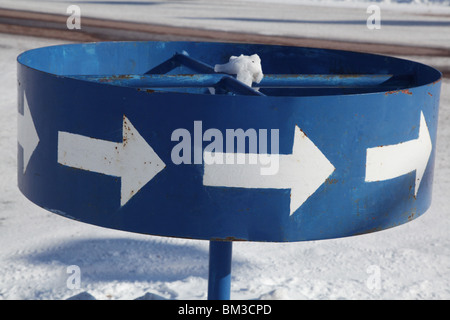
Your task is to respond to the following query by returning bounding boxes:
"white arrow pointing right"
[203,126,335,216]
[365,111,432,196]
[18,91,40,174]
[58,116,166,206]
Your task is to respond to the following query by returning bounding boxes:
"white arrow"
[18,91,40,174]
[365,111,432,196]
[58,116,166,206]
[203,126,335,216]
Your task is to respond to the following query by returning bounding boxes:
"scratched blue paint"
[17,41,441,242]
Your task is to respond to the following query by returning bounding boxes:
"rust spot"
[113,74,133,80]
[180,74,196,78]
[325,178,338,184]
[385,89,412,95]
[428,92,433,97]
[211,236,247,242]
[431,78,442,85]
[137,88,156,94]
[401,89,412,95]
[97,74,133,83]
[298,126,307,137]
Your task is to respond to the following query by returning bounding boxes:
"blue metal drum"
[17,41,441,242]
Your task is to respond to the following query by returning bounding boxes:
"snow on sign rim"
[17,41,441,242]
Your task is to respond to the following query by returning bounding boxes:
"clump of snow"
[214,54,264,88]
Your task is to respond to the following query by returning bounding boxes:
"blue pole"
[208,240,233,300]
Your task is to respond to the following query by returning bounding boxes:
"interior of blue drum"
[17,41,441,97]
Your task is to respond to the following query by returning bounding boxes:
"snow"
[214,54,264,88]
[0,0,449,300]
[241,0,450,9]
[1,0,450,49]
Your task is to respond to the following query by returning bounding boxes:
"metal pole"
[70,73,398,88]
[208,240,233,300]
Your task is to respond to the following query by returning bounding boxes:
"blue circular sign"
[17,41,441,241]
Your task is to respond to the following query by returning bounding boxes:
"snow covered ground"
[0,0,449,300]
[2,0,450,49]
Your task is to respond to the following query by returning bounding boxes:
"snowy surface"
[1,0,450,49]
[0,1,449,300]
